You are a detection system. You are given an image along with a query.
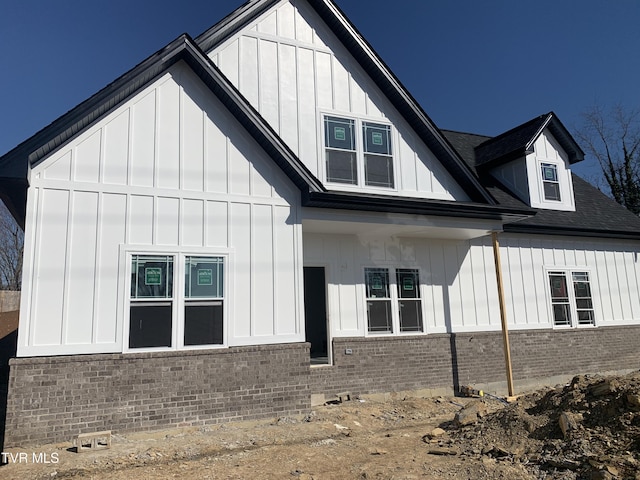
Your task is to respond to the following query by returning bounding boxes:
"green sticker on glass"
[334,127,346,141]
[145,267,162,286]
[197,269,213,286]
[403,277,414,291]
[372,131,383,146]
[372,275,383,290]
[544,167,555,180]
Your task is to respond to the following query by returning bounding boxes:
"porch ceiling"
[301,208,503,240]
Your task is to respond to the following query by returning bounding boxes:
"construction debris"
[448,371,640,479]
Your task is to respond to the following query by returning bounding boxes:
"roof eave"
[525,113,585,165]
[0,33,325,226]
[504,223,640,240]
[304,191,534,222]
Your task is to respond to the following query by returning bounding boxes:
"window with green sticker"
[364,267,424,334]
[323,115,394,189]
[541,163,561,201]
[363,122,393,188]
[324,116,357,184]
[128,254,225,350]
[129,255,174,349]
[184,256,224,346]
[396,269,422,332]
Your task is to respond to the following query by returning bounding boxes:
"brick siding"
[5,325,640,447]
[310,326,640,398]
[4,343,310,447]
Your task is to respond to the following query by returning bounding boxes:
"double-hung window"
[128,253,225,350]
[365,268,392,332]
[365,267,423,334]
[396,269,423,332]
[325,117,357,184]
[184,256,224,346]
[324,115,394,189]
[129,255,174,348]
[541,163,561,201]
[363,122,393,188]
[548,270,595,327]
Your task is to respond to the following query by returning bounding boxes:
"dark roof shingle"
[443,127,640,239]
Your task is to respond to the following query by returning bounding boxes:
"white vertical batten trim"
[59,189,73,345]
[271,204,277,335]
[91,192,103,344]
[23,187,40,350]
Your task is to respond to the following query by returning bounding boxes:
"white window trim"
[545,267,597,329]
[120,245,232,353]
[362,265,426,336]
[319,111,398,193]
[539,162,562,203]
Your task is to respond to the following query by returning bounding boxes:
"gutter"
[304,191,535,222]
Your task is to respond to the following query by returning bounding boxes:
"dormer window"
[323,115,395,189]
[541,163,561,201]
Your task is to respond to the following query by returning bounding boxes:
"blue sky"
[2,0,639,181]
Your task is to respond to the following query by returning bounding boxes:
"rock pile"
[442,371,640,479]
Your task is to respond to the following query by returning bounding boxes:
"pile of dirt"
[445,371,640,479]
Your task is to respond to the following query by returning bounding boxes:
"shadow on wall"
[360,235,473,394]
[0,310,19,451]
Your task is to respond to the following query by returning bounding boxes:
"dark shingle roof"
[441,130,491,174]
[474,115,549,166]
[506,175,640,238]
[468,113,585,168]
[443,127,640,239]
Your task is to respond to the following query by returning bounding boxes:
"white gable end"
[207,0,470,201]
[526,129,576,211]
[20,61,304,356]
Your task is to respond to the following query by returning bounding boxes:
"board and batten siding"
[303,232,640,337]
[207,0,469,201]
[18,62,303,357]
[526,129,576,211]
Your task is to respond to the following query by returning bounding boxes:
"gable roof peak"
[475,112,584,168]
[196,0,497,204]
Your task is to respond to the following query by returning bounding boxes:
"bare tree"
[0,201,24,290]
[575,105,640,214]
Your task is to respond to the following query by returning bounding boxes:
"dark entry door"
[303,267,328,361]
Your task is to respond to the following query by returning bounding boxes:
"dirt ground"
[2,371,640,480]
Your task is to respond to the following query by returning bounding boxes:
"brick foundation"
[4,343,310,447]
[5,325,640,447]
[310,325,640,398]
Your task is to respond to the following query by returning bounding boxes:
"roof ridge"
[476,112,552,149]
[441,129,493,140]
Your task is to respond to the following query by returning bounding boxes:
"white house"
[1,0,639,446]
